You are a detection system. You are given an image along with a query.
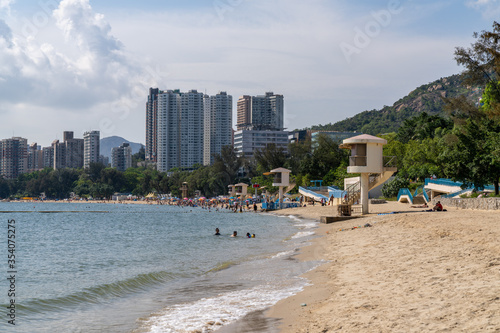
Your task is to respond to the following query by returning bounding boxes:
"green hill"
[308,74,483,135]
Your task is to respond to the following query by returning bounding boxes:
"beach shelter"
[234,183,249,197]
[264,167,291,209]
[340,134,397,214]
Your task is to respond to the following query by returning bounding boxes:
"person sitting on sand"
[433,201,443,211]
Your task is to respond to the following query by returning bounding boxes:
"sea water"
[0,202,320,332]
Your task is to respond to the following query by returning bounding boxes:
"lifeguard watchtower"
[268,167,291,209]
[234,183,249,197]
[340,134,396,214]
[180,182,188,199]
[227,185,236,197]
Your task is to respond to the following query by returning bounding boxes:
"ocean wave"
[286,215,303,222]
[206,260,238,273]
[139,283,306,333]
[270,250,293,259]
[295,221,318,229]
[291,231,316,239]
[15,271,180,315]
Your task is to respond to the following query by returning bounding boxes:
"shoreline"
[5,200,499,331]
[261,202,500,332]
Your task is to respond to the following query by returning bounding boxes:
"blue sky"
[0,0,498,146]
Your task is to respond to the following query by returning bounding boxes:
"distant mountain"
[308,74,483,135]
[100,136,144,159]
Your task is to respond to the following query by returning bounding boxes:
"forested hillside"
[309,74,483,134]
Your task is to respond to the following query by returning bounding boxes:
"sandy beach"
[262,201,500,332]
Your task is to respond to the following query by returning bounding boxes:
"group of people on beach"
[214,228,255,238]
[410,201,446,211]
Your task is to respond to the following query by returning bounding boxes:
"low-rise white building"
[234,129,289,158]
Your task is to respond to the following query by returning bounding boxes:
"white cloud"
[0,0,13,11]
[0,0,162,145]
[466,0,500,18]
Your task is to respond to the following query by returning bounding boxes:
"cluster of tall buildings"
[146,88,233,172]
[0,131,103,180]
[2,88,289,179]
[146,88,287,171]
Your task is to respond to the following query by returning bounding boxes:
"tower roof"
[341,134,387,145]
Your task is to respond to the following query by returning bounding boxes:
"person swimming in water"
[231,231,237,237]
[214,228,221,236]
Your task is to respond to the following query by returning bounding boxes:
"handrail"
[413,185,429,202]
[298,186,329,200]
[342,181,361,205]
[441,188,471,198]
[397,188,413,202]
[425,178,464,187]
[328,187,347,199]
[383,156,397,168]
[306,186,330,191]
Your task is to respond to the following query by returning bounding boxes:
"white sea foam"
[271,249,296,259]
[286,215,302,222]
[291,231,316,239]
[295,221,318,229]
[145,283,305,333]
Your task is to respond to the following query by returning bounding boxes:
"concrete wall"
[366,142,384,173]
[432,198,500,210]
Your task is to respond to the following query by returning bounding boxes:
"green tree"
[100,168,127,192]
[212,146,243,193]
[254,144,287,174]
[132,146,145,166]
[86,162,106,182]
[382,176,410,198]
[441,117,500,193]
[445,21,500,194]
[0,177,10,198]
[396,112,453,143]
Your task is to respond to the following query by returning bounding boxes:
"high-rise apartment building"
[154,88,232,171]
[111,143,132,172]
[157,90,181,172]
[28,143,43,173]
[236,92,284,131]
[52,131,84,169]
[83,130,100,168]
[146,88,161,163]
[0,137,28,179]
[204,92,232,165]
[180,90,204,168]
[236,95,251,130]
[42,146,54,168]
